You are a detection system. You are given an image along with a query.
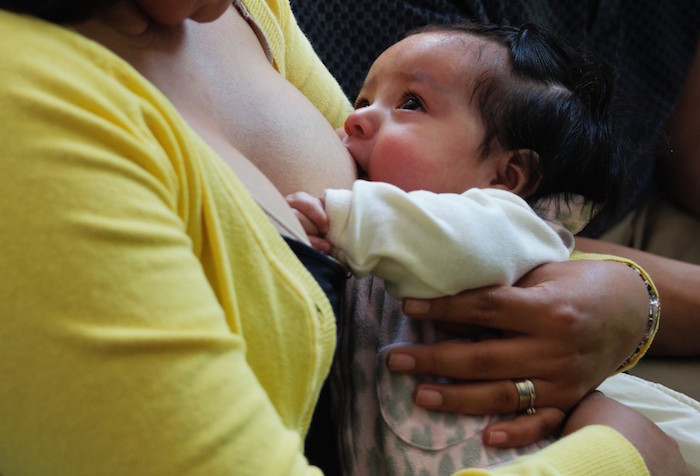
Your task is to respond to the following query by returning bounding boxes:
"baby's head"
[343,22,622,220]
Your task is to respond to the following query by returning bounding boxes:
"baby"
[287,23,621,300]
[288,22,623,474]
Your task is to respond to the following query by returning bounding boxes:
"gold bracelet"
[617,263,661,371]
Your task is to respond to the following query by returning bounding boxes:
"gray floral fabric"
[329,276,552,475]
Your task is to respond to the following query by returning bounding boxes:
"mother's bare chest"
[132,8,356,198]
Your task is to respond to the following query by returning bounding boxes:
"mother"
[0,1,685,475]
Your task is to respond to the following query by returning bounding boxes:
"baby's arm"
[325,181,570,298]
[285,191,333,253]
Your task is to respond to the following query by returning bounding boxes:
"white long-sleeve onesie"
[324,180,570,298]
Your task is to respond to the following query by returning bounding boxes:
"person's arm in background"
[576,37,700,356]
[661,37,700,219]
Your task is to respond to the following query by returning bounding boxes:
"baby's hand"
[285,191,332,253]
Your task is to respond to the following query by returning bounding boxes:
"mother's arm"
[576,237,700,356]
[385,258,651,446]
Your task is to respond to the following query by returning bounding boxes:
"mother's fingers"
[412,378,576,415]
[414,380,519,414]
[402,284,555,336]
[483,408,566,448]
[386,338,562,381]
[412,379,568,448]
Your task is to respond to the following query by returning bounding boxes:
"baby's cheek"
[371,138,432,188]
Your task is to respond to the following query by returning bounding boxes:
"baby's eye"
[400,95,423,110]
[354,98,370,109]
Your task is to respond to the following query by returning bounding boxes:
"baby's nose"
[344,107,377,139]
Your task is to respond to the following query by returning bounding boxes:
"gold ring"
[514,379,536,415]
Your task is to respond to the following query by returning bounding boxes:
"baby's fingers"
[291,208,323,236]
[286,192,329,234]
[309,235,332,254]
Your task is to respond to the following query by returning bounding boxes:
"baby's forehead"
[392,31,509,79]
[427,31,508,69]
[361,31,509,99]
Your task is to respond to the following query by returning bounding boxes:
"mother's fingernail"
[415,389,443,407]
[387,353,416,371]
[404,299,430,315]
[486,430,508,445]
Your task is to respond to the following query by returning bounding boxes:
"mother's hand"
[385,259,649,447]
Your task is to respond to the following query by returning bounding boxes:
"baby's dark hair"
[0,0,120,23]
[409,22,624,221]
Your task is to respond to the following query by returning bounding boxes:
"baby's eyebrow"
[396,70,436,86]
[357,74,375,95]
[358,68,447,102]
[401,72,446,98]
[399,69,452,97]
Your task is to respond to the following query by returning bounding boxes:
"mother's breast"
[82,6,357,237]
[146,6,357,197]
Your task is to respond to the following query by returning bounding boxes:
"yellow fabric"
[453,426,649,476]
[0,4,650,476]
[0,9,333,475]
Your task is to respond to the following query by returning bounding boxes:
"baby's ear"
[491,149,539,197]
